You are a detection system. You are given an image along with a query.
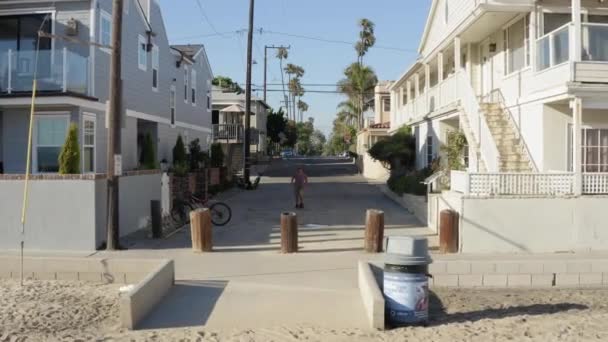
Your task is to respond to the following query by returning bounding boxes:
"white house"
[390,0,608,253]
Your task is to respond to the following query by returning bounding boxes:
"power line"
[194,0,226,37]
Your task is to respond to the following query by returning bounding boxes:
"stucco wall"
[451,195,608,254]
[0,179,100,251]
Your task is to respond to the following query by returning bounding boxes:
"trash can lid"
[384,236,432,265]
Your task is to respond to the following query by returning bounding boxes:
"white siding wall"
[421,0,477,57]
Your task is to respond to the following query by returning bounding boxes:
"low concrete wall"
[120,259,175,330]
[0,179,102,251]
[378,185,428,228]
[358,261,385,330]
[434,192,608,254]
[360,154,389,181]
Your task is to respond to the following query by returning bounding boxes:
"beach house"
[0,0,213,250]
[389,0,608,253]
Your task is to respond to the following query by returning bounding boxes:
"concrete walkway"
[97,157,433,330]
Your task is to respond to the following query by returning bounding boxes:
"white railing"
[0,48,89,95]
[213,124,243,141]
[439,73,458,108]
[536,23,571,71]
[583,173,608,194]
[582,23,608,62]
[458,71,501,172]
[452,172,576,196]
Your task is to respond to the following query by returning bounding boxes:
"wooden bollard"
[364,209,385,253]
[150,200,162,239]
[190,208,212,253]
[439,210,459,253]
[280,212,298,253]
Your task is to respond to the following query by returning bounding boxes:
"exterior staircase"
[480,103,534,172]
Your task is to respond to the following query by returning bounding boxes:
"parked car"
[281,150,294,158]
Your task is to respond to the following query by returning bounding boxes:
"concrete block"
[518,262,544,274]
[531,274,554,287]
[603,273,608,285]
[121,260,175,330]
[433,275,458,287]
[446,262,471,275]
[543,261,567,274]
[555,274,580,287]
[496,262,519,274]
[429,262,447,274]
[458,275,482,287]
[471,262,496,274]
[482,274,507,287]
[580,273,602,286]
[56,272,79,281]
[507,274,532,287]
[592,261,608,273]
[357,261,385,330]
[78,272,102,282]
[566,261,592,273]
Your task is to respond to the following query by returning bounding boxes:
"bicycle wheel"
[209,202,232,226]
[171,200,190,225]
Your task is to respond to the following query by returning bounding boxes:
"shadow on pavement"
[138,280,228,330]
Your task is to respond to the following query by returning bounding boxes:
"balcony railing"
[582,23,608,62]
[0,48,89,95]
[536,23,571,71]
[213,124,243,141]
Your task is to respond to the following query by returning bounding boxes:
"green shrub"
[210,143,224,167]
[368,126,416,172]
[388,167,435,196]
[141,133,157,170]
[188,138,204,171]
[59,123,80,174]
[173,135,187,166]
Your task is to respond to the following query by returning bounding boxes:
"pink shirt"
[293,173,308,187]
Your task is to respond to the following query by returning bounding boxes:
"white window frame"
[138,35,148,71]
[99,10,112,54]
[32,113,70,174]
[191,69,197,105]
[504,14,530,76]
[426,136,434,167]
[170,85,176,127]
[183,66,189,103]
[82,113,96,173]
[152,44,159,91]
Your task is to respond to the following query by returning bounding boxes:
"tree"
[368,126,416,175]
[58,123,80,174]
[285,63,306,121]
[210,143,224,167]
[141,133,157,170]
[276,47,289,115]
[282,120,298,148]
[213,76,243,94]
[172,135,187,166]
[297,100,309,122]
[188,138,204,170]
[310,129,327,156]
[337,63,378,129]
[266,107,288,144]
[356,18,376,65]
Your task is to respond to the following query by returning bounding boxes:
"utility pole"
[243,0,254,185]
[106,0,123,250]
[263,45,290,103]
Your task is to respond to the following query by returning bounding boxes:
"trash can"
[383,236,432,327]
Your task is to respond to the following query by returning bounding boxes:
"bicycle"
[171,193,232,226]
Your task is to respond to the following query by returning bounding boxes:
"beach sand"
[1,280,607,341]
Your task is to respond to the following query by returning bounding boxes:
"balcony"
[0,48,89,97]
[212,124,259,144]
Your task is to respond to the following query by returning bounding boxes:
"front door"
[480,39,493,97]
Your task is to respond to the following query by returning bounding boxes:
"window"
[184,67,189,103]
[82,115,96,173]
[426,136,434,167]
[170,85,176,126]
[543,13,571,35]
[505,16,527,74]
[100,10,112,49]
[383,97,390,112]
[568,127,608,172]
[402,91,407,106]
[34,115,69,173]
[138,35,147,71]
[191,69,197,105]
[207,91,211,110]
[152,45,159,90]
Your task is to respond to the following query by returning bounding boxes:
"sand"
[1,280,608,342]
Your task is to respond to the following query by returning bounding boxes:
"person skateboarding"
[291,167,308,209]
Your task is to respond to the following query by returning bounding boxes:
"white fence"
[452,171,608,196]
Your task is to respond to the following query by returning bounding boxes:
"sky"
[159,0,433,135]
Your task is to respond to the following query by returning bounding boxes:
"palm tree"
[357,18,376,65]
[337,63,378,129]
[285,64,305,121]
[337,100,359,127]
[297,100,309,123]
[276,47,289,113]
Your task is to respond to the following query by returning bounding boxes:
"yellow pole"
[20,79,37,286]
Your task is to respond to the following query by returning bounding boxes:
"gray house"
[0,0,213,174]
[0,0,213,251]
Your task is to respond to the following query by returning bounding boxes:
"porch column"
[529,7,537,70]
[454,37,462,73]
[572,97,583,195]
[424,64,431,92]
[466,43,472,78]
[414,73,420,97]
[399,87,404,108]
[406,80,412,102]
[438,52,444,83]
[572,0,582,62]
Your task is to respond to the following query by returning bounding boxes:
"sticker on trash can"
[383,271,429,324]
